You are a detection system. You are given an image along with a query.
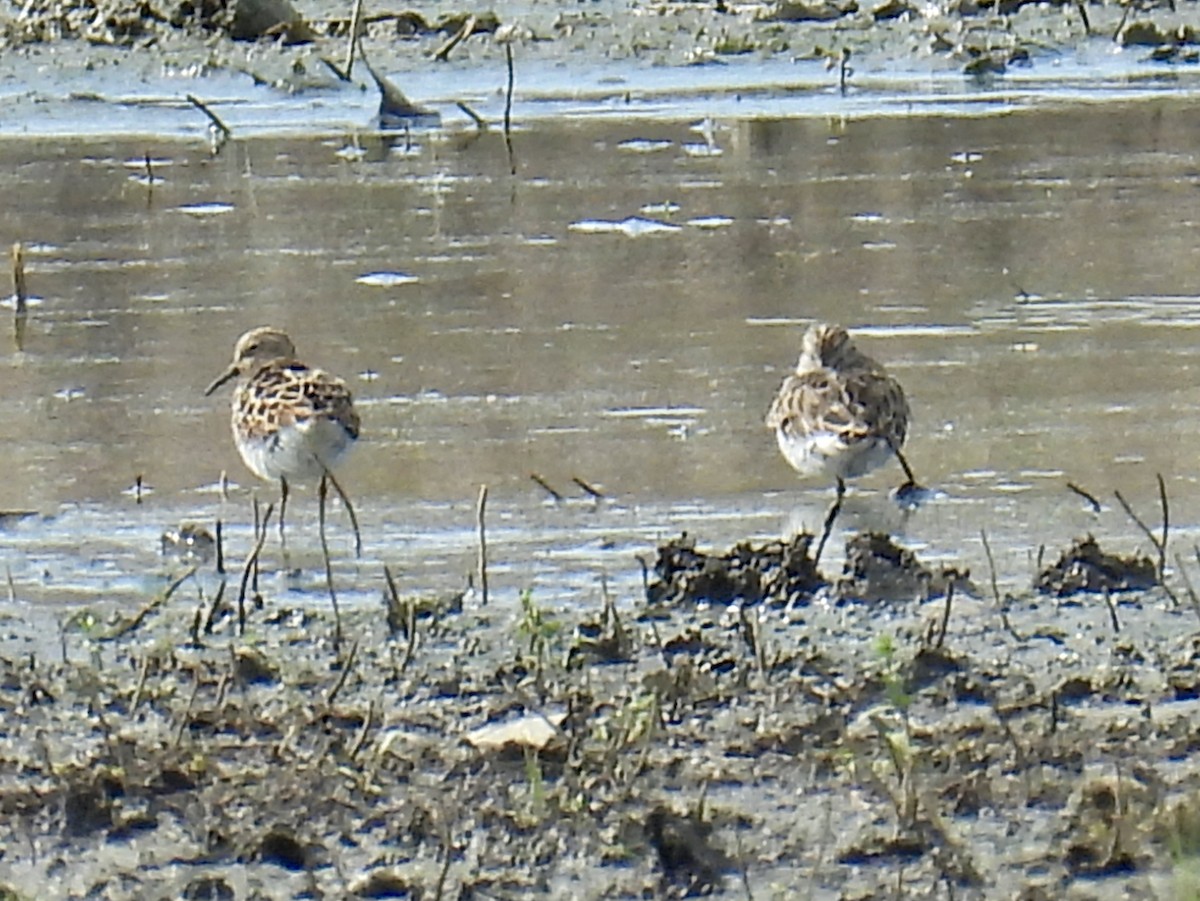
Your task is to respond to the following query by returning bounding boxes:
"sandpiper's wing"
[767,365,907,450]
[239,363,361,440]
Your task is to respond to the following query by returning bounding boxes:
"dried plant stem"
[186,94,232,140]
[572,476,604,499]
[433,13,475,62]
[319,475,343,651]
[529,472,562,501]
[504,43,516,174]
[343,0,365,78]
[1065,480,1101,513]
[1102,587,1120,634]
[980,529,1022,641]
[173,670,202,748]
[237,503,274,635]
[476,484,489,606]
[11,242,26,315]
[935,575,956,649]
[325,638,358,706]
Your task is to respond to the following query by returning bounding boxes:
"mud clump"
[835,531,967,603]
[646,532,822,606]
[1034,535,1158,597]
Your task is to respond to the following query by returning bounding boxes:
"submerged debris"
[646,532,822,607]
[1034,535,1158,597]
[834,531,966,603]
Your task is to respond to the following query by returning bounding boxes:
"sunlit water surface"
[3,101,1200,612]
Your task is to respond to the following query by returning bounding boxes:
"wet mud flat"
[3,520,1200,899]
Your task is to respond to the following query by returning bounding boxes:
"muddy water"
[2,100,1199,608]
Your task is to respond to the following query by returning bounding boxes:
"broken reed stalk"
[529,472,562,501]
[215,519,225,575]
[343,0,365,79]
[202,579,227,635]
[504,43,516,174]
[455,101,486,132]
[572,476,604,499]
[348,699,374,760]
[111,566,198,639]
[980,529,1022,641]
[476,484,489,606]
[172,670,202,748]
[1074,0,1090,34]
[1102,586,1120,634]
[11,242,26,315]
[325,639,358,706]
[433,13,476,62]
[186,94,232,140]
[319,475,343,651]
[236,503,274,635]
[935,575,956,649]
[1066,480,1101,514]
[1113,477,1171,592]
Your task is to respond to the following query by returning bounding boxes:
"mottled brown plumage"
[766,323,909,483]
[205,327,360,482]
[767,323,917,566]
[205,326,362,557]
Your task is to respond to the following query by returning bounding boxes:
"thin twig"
[571,476,604,499]
[107,566,198,639]
[980,529,1022,641]
[11,242,27,316]
[432,13,476,62]
[935,574,956,649]
[343,0,365,79]
[215,518,225,575]
[504,42,515,174]
[1114,488,1161,572]
[529,472,562,502]
[1177,551,1200,620]
[455,101,486,132]
[1101,586,1120,634]
[325,639,359,706]
[1158,473,1170,579]
[130,655,152,714]
[476,484,489,606]
[1066,481,1101,514]
[348,698,374,759]
[186,94,232,140]
[237,504,274,635]
[173,670,202,748]
[432,820,454,901]
[203,579,227,635]
[319,475,343,651]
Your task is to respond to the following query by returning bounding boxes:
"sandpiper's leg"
[318,474,342,649]
[813,477,845,569]
[278,476,290,549]
[892,443,919,493]
[323,468,363,558]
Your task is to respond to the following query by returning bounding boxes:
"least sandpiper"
[766,322,917,564]
[205,326,361,554]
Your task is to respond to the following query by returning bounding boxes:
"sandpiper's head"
[798,322,859,371]
[204,326,297,395]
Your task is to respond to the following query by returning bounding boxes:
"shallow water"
[3,99,1200,611]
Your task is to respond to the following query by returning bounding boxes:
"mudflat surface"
[6,0,1200,898]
